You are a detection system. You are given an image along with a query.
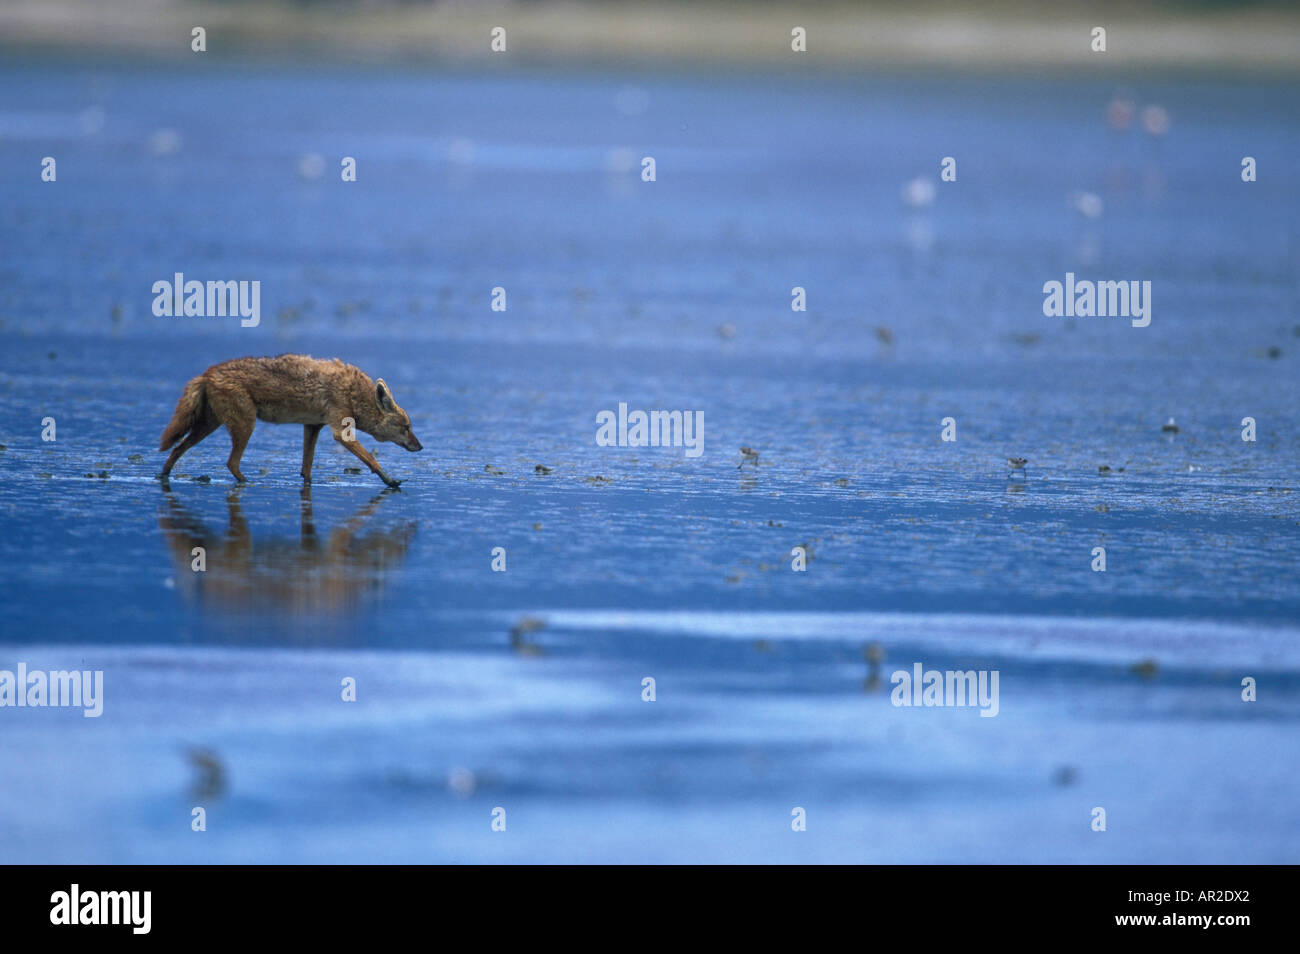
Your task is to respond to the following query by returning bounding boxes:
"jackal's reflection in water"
[157,485,417,615]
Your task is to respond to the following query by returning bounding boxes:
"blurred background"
[4,0,1300,72]
[0,0,1297,863]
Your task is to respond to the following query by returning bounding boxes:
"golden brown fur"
[159,354,422,488]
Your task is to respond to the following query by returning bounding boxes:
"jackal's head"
[373,379,423,452]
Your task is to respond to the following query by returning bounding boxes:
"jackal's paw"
[382,476,403,489]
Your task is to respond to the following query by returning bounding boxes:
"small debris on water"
[1129,658,1159,680]
[1053,766,1078,787]
[509,616,546,657]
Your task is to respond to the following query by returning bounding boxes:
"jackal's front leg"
[301,424,323,483]
[333,434,401,489]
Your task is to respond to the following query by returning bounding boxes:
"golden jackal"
[159,354,422,488]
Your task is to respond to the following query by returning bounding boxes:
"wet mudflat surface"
[0,61,1297,861]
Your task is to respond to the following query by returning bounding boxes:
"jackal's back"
[204,354,374,426]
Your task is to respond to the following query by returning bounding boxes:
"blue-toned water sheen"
[0,60,1296,862]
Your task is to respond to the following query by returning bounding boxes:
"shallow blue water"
[0,59,1297,862]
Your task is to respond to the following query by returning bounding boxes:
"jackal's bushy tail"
[159,377,207,451]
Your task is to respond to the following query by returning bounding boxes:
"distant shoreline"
[2,0,1299,78]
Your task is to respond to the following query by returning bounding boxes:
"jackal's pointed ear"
[376,379,394,410]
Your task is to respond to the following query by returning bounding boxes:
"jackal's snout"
[403,432,423,452]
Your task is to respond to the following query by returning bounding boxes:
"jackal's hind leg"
[225,419,254,483]
[161,415,220,476]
